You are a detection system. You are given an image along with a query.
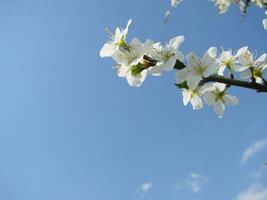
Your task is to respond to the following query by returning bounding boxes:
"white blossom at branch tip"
[181,88,203,110]
[203,83,238,118]
[237,48,267,83]
[100,19,132,58]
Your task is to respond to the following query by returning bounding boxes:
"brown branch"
[202,75,267,92]
[162,58,267,93]
[142,55,267,92]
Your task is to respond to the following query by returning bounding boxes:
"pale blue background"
[0,0,266,199]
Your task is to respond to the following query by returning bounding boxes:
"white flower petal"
[100,43,115,57]
[203,91,215,106]
[186,52,200,68]
[223,95,239,105]
[214,83,226,91]
[255,53,267,66]
[163,57,177,71]
[263,19,267,30]
[240,70,252,80]
[176,68,189,83]
[117,65,129,77]
[187,75,202,89]
[176,51,185,62]
[126,69,147,87]
[169,35,185,49]
[190,95,203,110]
[220,51,232,62]
[207,47,217,58]
[121,19,132,36]
[213,101,225,118]
[235,46,248,58]
[148,65,164,75]
[203,62,219,77]
[182,89,191,106]
[218,66,226,75]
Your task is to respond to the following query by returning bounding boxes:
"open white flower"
[213,0,232,14]
[148,36,184,75]
[118,64,148,87]
[100,19,132,58]
[203,83,238,118]
[239,53,267,83]
[114,38,153,87]
[181,87,203,110]
[112,38,145,67]
[217,47,248,75]
[252,0,267,8]
[177,47,219,89]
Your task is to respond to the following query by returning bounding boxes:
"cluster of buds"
[213,0,267,29]
[165,0,267,29]
[100,20,267,118]
[213,0,267,14]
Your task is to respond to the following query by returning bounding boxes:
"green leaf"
[175,81,188,89]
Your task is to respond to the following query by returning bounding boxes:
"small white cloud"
[241,139,267,164]
[174,173,207,194]
[236,184,267,200]
[141,182,153,192]
[136,182,153,198]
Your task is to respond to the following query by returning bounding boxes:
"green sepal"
[175,81,189,89]
[131,63,146,77]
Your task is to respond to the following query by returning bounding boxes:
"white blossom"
[176,47,219,89]
[239,52,267,83]
[213,0,232,14]
[181,87,203,110]
[203,83,239,118]
[213,0,245,15]
[100,19,132,58]
[148,36,184,75]
[252,0,267,8]
[217,47,248,75]
[113,38,153,87]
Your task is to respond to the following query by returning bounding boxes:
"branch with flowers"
[164,0,267,29]
[100,19,267,118]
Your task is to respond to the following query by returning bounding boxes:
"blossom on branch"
[100,19,267,117]
[237,49,267,83]
[203,83,239,118]
[148,36,184,75]
[217,47,248,75]
[100,19,132,58]
[176,47,219,89]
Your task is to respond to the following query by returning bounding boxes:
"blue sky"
[0,0,266,199]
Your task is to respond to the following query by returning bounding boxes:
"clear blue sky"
[0,0,266,199]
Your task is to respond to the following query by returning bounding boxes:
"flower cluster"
[100,20,267,117]
[213,0,267,13]
[100,19,184,87]
[213,0,245,14]
[212,0,267,29]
